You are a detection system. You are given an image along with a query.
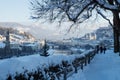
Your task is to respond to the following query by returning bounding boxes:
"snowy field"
[0,49,90,80]
[0,54,71,80]
[68,49,120,80]
[0,49,120,80]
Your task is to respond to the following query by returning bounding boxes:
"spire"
[4,30,11,54]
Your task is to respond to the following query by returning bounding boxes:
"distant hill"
[0,26,35,42]
[82,26,113,40]
[0,22,108,40]
[0,22,31,32]
[0,22,59,40]
[95,26,113,40]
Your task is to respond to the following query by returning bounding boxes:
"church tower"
[4,30,11,55]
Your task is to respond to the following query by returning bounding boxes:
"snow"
[83,49,120,80]
[96,0,118,10]
[68,49,120,80]
[0,42,5,48]
[68,70,86,80]
[118,0,120,4]
[0,50,91,80]
[0,48,120,80]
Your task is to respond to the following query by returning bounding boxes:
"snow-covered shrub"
[6,75,12,80]
[6,49,96,80]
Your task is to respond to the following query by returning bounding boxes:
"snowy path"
[68,49,120,80]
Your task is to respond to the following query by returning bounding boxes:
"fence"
[46,49,97,80]
[6,49,97,80]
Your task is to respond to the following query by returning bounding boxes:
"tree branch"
[96,9,113,27]
[94,0,120,12]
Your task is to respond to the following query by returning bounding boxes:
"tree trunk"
[113,28,119,53]
[112,11,120,53]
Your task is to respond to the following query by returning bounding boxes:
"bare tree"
[30,0,120,53]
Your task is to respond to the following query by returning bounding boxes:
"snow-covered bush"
[6,49,96,80]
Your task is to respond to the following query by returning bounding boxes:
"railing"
[6,49,97,80]
[47,49,97,80]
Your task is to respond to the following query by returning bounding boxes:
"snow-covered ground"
[0,48,120,80]
[0,54,59,79]
[68,49,120,80]
[0,51,86,80]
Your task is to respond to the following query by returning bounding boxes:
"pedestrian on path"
[96,45,99,54]
[100,46,103,53]
[103,46,106,54]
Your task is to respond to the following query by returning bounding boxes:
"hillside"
[0,26,35,42]
[95,26,113,40]
[0,22,97,40]
[82,26,113,40]
[0,22,60,40]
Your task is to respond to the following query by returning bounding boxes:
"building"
[10,42,22,55]
[0,35,5,41]
[4,30,11,54]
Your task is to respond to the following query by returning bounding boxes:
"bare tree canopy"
[30,0,120,23]
[30,0,120,53]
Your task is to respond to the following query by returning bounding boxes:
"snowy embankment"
[68,49,120,80]
[0,49,94,80]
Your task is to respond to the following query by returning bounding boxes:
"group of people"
[96,45,107,54]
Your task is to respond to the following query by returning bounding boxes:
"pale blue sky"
[0,0,110,24]
[0,0,32,22]
[0,0,110,39]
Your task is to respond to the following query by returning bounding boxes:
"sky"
[0,0,110,23]
[0,0,110,39]
[0,0,31,22]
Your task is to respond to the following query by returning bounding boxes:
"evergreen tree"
[40,40,49,56]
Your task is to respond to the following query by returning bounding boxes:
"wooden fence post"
[88,54,90,64]
[81,62,83,70]
[74,66,77,73]
[84,56,87,66]
[63,68,67,80]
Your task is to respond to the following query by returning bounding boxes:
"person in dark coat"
[96,45,99,54]
[103,46,107,54]
[100,46,103,53]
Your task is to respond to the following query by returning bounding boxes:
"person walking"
[100,46,103,53]
[103,46,106,54]
[96,45,99,54]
